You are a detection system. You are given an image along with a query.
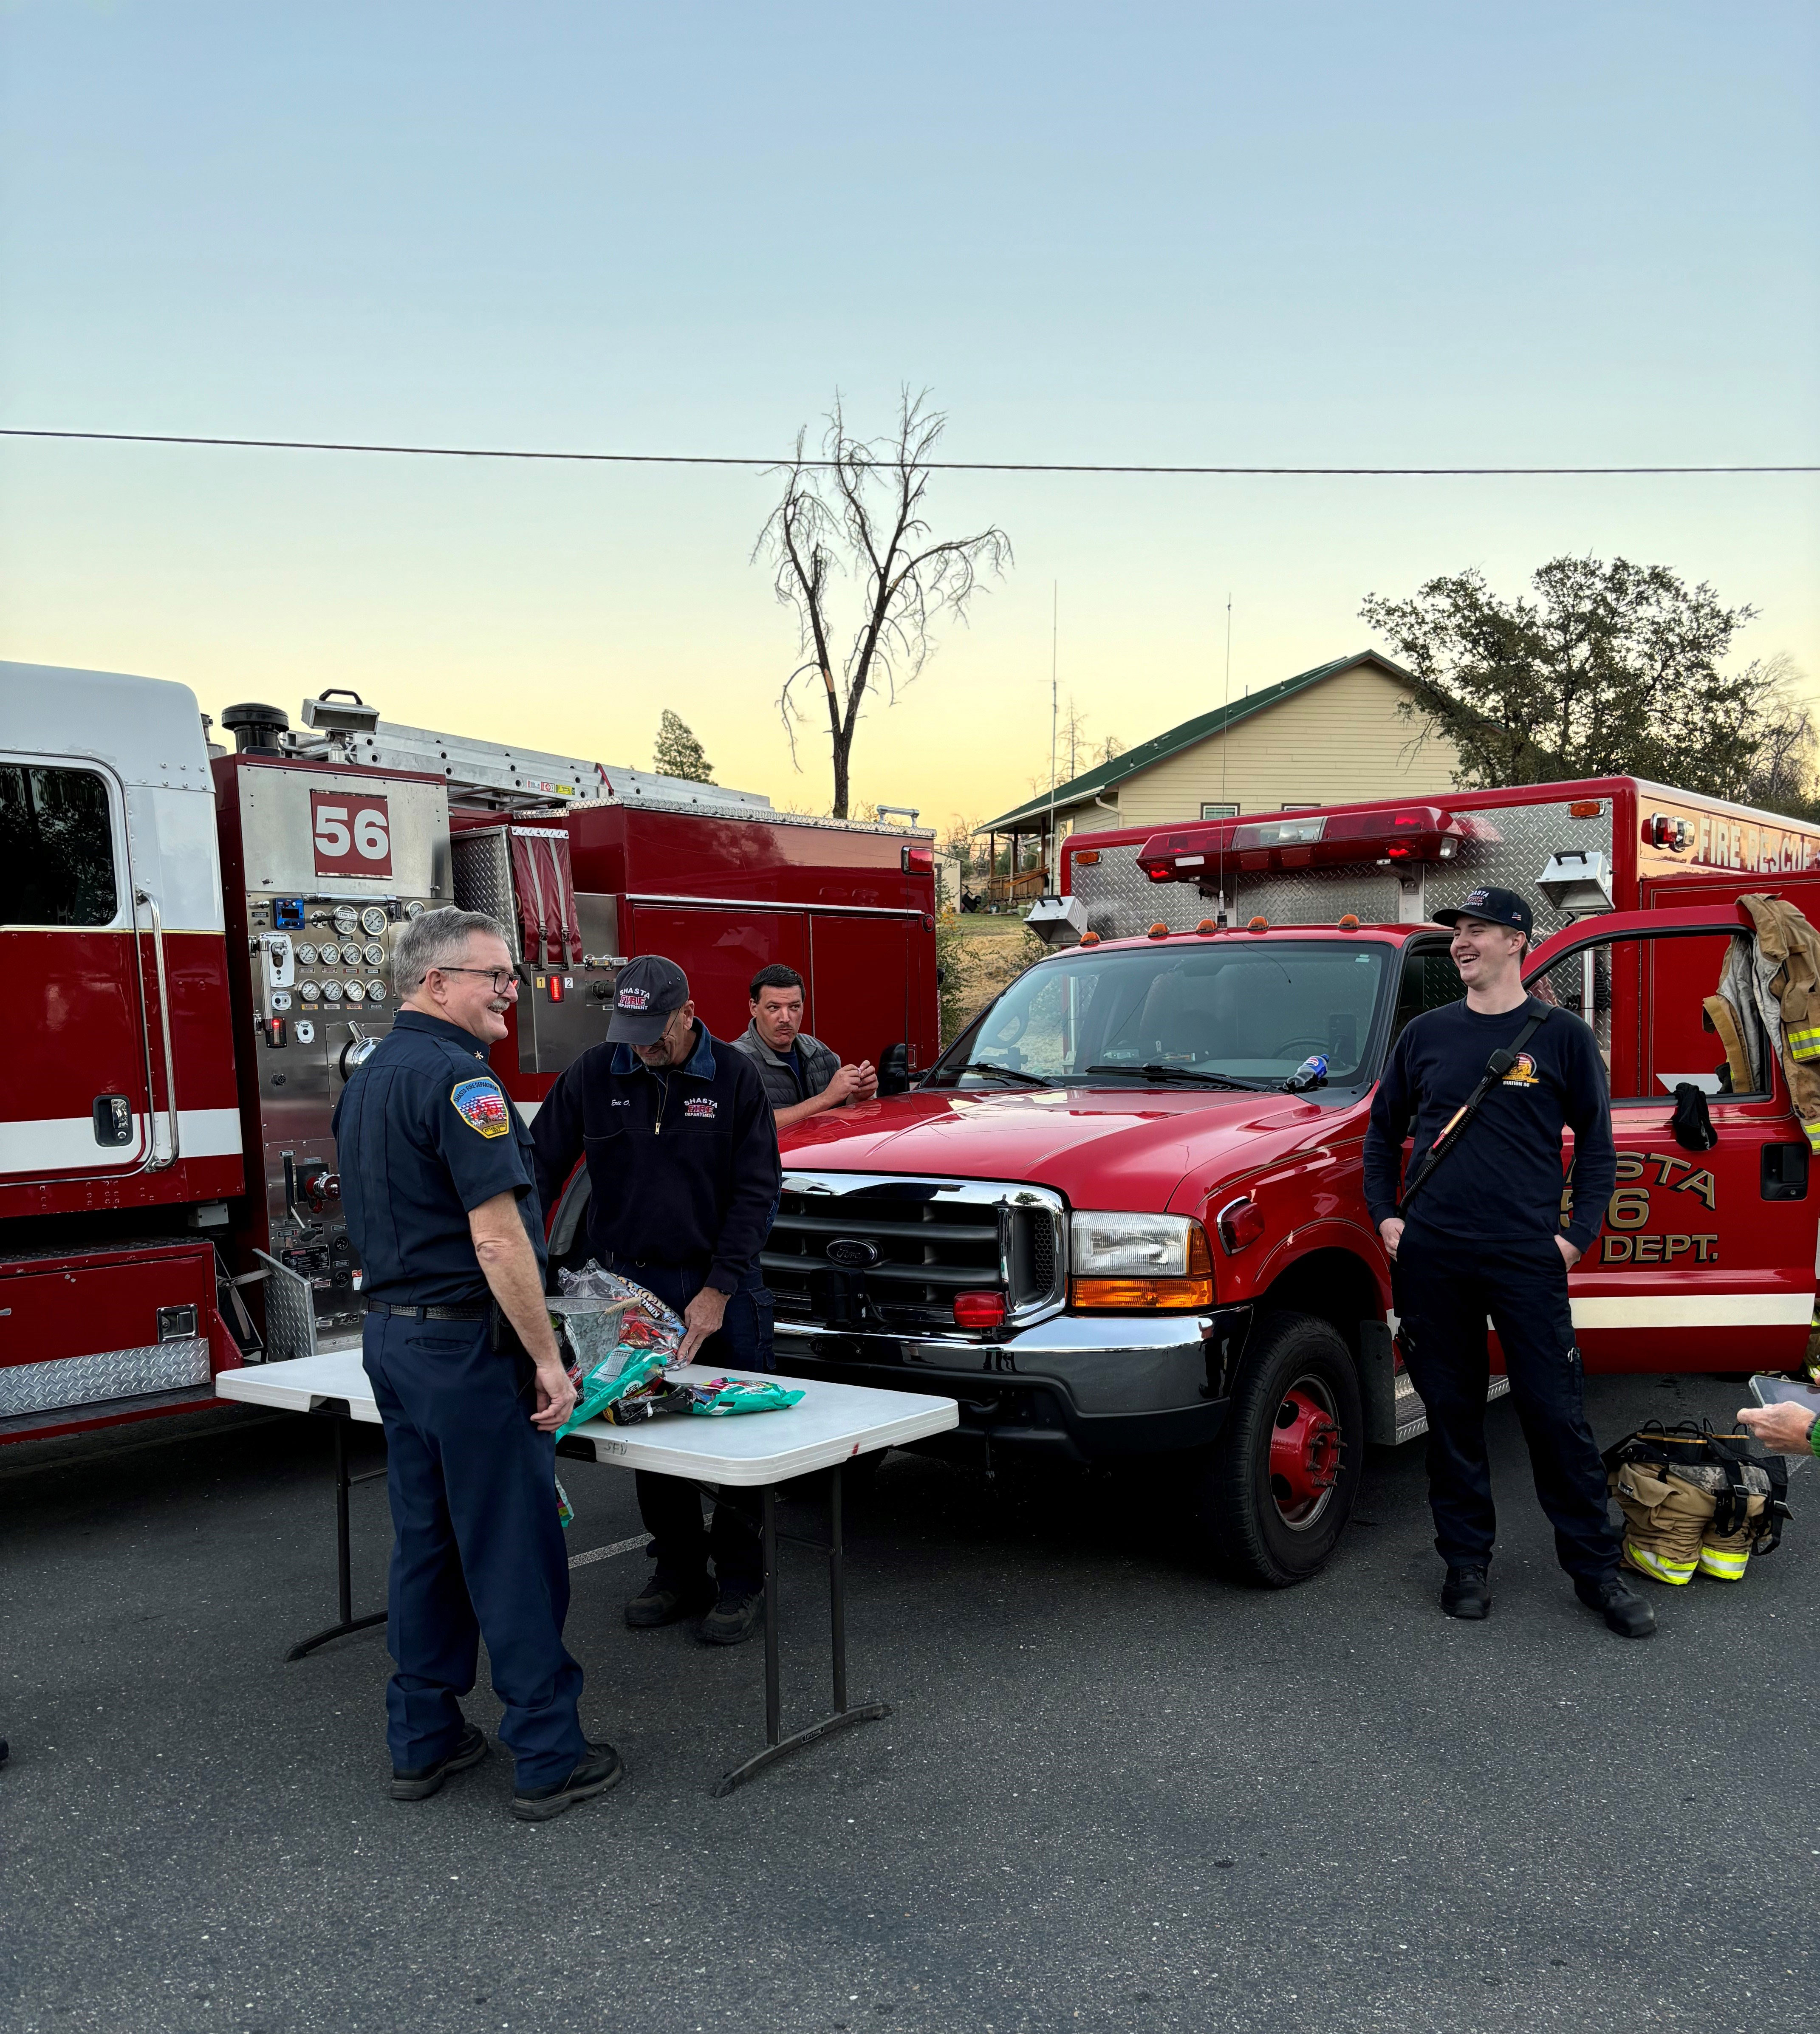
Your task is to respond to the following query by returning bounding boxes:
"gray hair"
[393,907,511,992]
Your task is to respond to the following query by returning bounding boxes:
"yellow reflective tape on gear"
[1698,1546,1750,1580]
[1804,1120,1820,1153]
[1625,1539,1696,1584]
[1790,1026,1820,1061]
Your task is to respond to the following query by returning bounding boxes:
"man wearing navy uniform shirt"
[533,954,781,1645]
[334,908,622,1820]
[1363,886,1653,1639]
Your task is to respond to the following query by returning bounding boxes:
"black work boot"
[698,1585,765,1646]
[510,1741,625,1823]
[1576,1573,1656,1639]
[1440,1565,1492,1620]
[390,1721,489,1802]
[625,1576,715,1628]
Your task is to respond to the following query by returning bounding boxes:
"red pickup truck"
[765,779,1820,1585]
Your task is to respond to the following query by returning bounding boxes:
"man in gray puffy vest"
[732,964,878,1129]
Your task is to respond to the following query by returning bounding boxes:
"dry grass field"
[936,915,1045,1048]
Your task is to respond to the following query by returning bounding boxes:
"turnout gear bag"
[1603,1421,1791,1586]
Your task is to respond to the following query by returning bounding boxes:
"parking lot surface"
[4,1367,1817,2034]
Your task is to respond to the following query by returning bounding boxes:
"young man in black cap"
[531,954,782,1644]
[1363,887,1653,1638]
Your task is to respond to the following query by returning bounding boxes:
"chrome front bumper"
[771,1305,1253,1459]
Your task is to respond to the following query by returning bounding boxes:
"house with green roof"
[975,650,1463,876]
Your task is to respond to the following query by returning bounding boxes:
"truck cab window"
[1529,931,1766,1101]
[1391,942,1464,1040]
[0,764,118,926]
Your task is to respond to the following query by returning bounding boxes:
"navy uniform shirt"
[532,1022,780,1294]
[1362,995,1617,1252]
[333,1009,545,1306]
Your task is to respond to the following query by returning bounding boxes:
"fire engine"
[0,661,935,1445]
[765,778,1820,1584]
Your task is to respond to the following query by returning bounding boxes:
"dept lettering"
[1594,1149,1720,1265]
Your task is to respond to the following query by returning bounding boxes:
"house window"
[1281,802,1320,812]
[1200,803,1238,821]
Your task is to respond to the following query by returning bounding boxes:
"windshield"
[929,939,1394,1090]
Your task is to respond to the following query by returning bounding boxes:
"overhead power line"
[0,425,1813,477]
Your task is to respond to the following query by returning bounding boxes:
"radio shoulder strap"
[1398,1004,1549,1217]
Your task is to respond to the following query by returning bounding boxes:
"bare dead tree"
[755,390,1012,818]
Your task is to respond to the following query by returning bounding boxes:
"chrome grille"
[765,1172,1067,1331]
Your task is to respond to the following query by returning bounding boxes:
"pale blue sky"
[3,1,1815,823]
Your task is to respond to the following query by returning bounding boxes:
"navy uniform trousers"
[363,1312,587,1790]
[1393,1222,1620,1582]
[619,1260,773,1594]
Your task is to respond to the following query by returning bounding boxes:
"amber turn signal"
[1195,918,1218,935]
[1069,1275,1217,1311]
[1079,929,1100,944]
[1338,913,1360,930]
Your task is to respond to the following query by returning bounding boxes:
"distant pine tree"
[653,709,714,783]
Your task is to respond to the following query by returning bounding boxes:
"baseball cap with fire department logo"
[1434,886,1534,940]
[606,953,690,1045]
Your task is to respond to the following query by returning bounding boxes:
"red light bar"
[1134,805,1468,883]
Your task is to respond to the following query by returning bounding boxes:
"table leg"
[712,1462,890,1797]
[286,1416,389,1662]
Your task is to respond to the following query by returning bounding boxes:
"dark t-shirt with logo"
[1362,996,1617,1251]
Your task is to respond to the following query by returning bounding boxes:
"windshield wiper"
[1084,1062,1263,1090]
[957,1061,1054,1088]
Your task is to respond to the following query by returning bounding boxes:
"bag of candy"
[685,1376,805,1417]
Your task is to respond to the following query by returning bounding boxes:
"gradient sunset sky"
[3,2,1815,831]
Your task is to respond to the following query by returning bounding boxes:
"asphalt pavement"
[3,1366,1817,2034]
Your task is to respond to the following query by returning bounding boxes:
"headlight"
[1068,1211,1215,1311]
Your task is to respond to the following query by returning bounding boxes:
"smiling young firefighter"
[1362,886,1651,1636]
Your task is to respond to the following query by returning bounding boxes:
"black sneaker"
[1575,1573,1656,1639]
[510,1742,625,1823]
[1440,1565,1492,1620]
[625,1578,715,1628]
[698,1586,765,1647]
[390,1721,489,1802]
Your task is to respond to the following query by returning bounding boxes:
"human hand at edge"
[1378,1218,1405,1262]
[530,1358,578,1433]
[678,1283,730,1365]
[1737,1401,1818,1454]
[1555,1234,1583,1271]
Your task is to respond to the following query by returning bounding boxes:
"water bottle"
[1283,1053,1329,1094]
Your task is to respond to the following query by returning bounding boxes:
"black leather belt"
[364,1300,490,1321]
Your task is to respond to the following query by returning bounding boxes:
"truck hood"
[778,1085,1331,1210]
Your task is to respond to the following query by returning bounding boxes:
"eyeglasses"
[435,966,517,993]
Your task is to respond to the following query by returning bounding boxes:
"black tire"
[1187,1310,1363,1587]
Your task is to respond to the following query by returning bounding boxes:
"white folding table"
[217,1350,958,1793]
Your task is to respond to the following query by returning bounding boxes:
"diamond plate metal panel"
[1425,799,1616,946]
[0,1339,211,1417]
[255,1250,320,1365]
[450,829,520,958]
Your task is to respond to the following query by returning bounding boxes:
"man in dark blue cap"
[532,953,781,1644]
[334,907,623,1821]
[1362,886,1652,1638]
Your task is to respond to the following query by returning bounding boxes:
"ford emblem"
[825,1238,881,1269]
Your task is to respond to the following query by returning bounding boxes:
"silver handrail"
[135,886,180,1168]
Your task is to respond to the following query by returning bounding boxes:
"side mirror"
[878,1042,911,1095]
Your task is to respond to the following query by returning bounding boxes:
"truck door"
[0,757,155,1184]
[1526,918,1815,1373]
[806,913,910,1071]
[622,902,810,1044]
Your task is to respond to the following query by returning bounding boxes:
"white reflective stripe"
[1572,1291,1815,1330]
[0,1107,241,1172]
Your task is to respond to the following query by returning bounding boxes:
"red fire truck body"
[766,777,1820,1585]
[1,661,934,1445]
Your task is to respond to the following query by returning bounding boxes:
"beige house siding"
[1111,665,1461,828]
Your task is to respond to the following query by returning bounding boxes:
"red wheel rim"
[1269,1381,1341,1529]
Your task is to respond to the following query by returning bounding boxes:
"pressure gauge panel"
[360,906,388,937]
[363,941,385,967]
[296,943,318,966]
[299,980,322,1003]
[405,900,425,919]
[332,905,359,937]
[345,980,367,1003]
[365,979,387,1002]
[322,980,345,1003]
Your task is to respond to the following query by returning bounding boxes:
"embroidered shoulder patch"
[451,1076,512,1137]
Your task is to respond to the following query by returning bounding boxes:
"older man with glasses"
[333,907,621,1822]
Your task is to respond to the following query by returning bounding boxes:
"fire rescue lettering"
[1595,1150,1718,1264]
[617,986,651,1011]
[451,1076,512,1138]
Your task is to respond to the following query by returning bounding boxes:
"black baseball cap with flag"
[606,954,690,1045]
[1435,886,1534,939]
